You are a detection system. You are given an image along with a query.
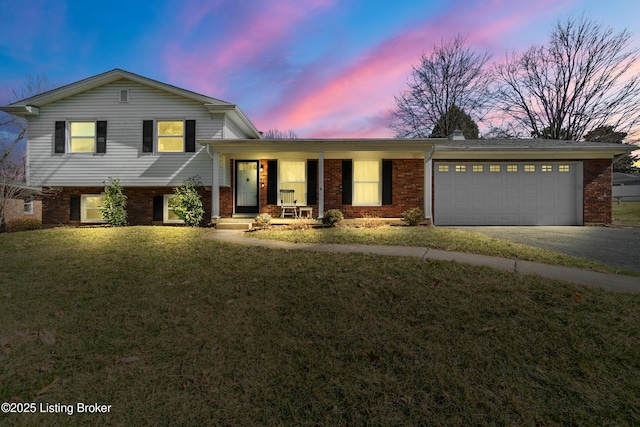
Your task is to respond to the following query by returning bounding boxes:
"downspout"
[424,145,435,223]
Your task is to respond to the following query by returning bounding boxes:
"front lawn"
[1,227,639,426]
[613,201,640,227]
[249,225,637,275]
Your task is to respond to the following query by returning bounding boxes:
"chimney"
[450,129,465,140]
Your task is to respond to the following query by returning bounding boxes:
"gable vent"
[119,89,129,103]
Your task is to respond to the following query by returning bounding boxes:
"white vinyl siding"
[26,80,234,187]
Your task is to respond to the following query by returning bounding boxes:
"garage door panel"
[435,162,579,225]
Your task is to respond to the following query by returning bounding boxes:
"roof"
[199,137,633,160]
[0,69,262,139]
[613,172,640,184]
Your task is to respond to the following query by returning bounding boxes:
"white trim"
[81,194,106,223]
[211,151,220,218]
[23,197,34,215]
[352,160,382,206]
[163,194,184,224]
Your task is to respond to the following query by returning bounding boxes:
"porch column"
[318,151,325,218]
[424,150,433,221]
[211,151,220,219]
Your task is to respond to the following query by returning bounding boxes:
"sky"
[2,0,640,139]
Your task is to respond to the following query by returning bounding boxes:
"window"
[507,165,518,172]
[157,121,184,152]
[473,165,484,173]
[353,160,380,205]
[24,196,33,214]
[164,195,184,223]
[81,195,105,223]
[455,165,467,173]
[279,161,306,205]
[70,122,96,153]
[524,165,535,172]
[559,165,570,172]
[490,165,501,172]
[438,165,449,172]
[542,165,553,172]
[119,89,129,102]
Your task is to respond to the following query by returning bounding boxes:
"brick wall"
[583,159,612,224]
[324,159,424,218]
[4,198,42,223]
[43,187,212,225]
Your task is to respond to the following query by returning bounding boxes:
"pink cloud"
[255,0,575,137]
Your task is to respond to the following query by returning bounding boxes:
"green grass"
[249,225,638,275]
[1,227,639,426]
[613,201,640,227]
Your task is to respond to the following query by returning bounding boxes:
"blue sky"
[2,0,640,138]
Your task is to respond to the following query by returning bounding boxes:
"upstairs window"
[157,121,184,152]
[70,122,96,153]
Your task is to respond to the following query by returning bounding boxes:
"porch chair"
[279,189,298,218]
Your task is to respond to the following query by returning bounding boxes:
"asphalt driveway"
[450,226,640,273]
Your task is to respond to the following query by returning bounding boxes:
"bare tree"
[389,34,493,138]
[0,73,57,230]
[262,128,298,139]
[494,16,640,141]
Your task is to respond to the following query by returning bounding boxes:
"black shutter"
[54,121,65,153]
[69,195,80,220]
[153,195,163,221]
[143,120,153,153]
[185,120,196,152]
[267,160,278,204]
[96,121,107,153]
[307,160,317,205]
[342,160,352,205]
[382,160,392,205]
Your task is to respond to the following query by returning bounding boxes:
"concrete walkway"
[204,230,640,294]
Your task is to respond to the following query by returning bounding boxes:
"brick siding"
[583,159,612,224]
[43,187,211,225]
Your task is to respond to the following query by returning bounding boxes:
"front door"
[235,160,259,213]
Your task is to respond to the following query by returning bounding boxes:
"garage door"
[434,162,581,225]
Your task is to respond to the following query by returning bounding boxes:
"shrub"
[171,176,205,226]
[6,217,42,232]
[322,209,343,227]
[401,207,424,226]
[255,213,272,229]
[101,177,127,226]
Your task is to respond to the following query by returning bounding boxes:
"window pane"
[158,121,184,136]
[158,137,184,152]
[354,183,379,204]
[84,196,104,208]
[167,208,181,221]
[473,165,483,172]
[438,165,449,172]
[71,137,95,152]
[455,165,466,172]
[85,209,104,220]
[280,161,305,181]
[490,165,500,172]
[354,161,379,181]
[71,122,95,137]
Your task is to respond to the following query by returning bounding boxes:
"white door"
[235,161,259,213]
[434,162,581,225]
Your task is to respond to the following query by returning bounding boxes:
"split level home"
[0,69,632,226]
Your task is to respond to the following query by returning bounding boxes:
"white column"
[424,151,433,221]
[318,151,324,218]
[211,151,220,219]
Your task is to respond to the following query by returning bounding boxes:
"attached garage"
[434,161,583,226]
